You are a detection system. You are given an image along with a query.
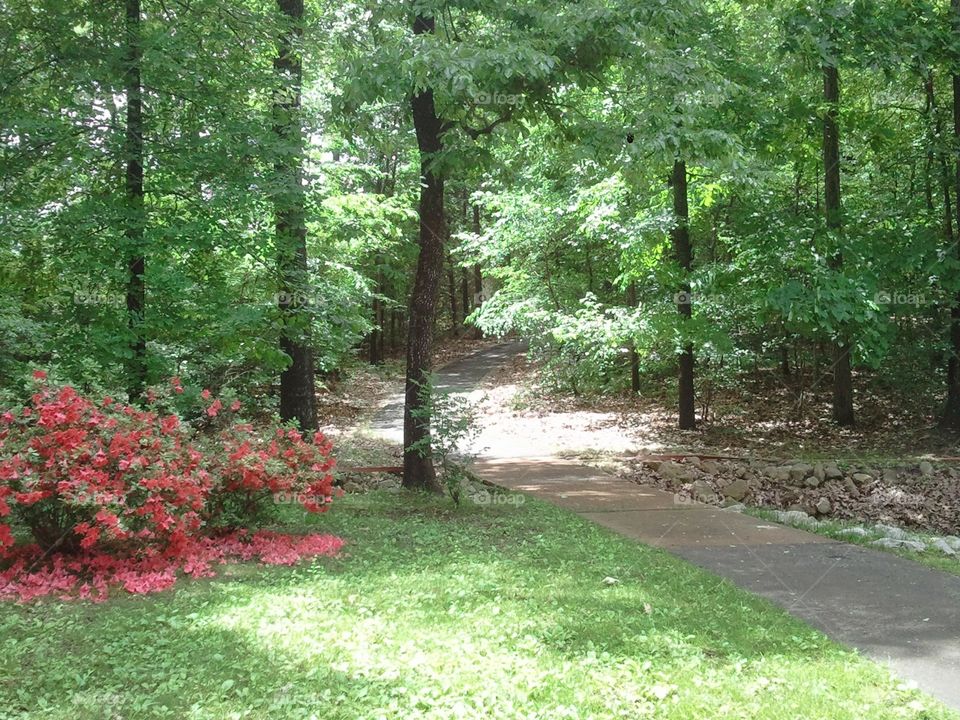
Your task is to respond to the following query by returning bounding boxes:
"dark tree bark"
[627,281,640,394]
[943,0,960,427]
[446,252,458,332]
[671,159,696,429]
[369,266,384,365]
[402,12,446,492]
[274,0,318,430]
[460,267,470,326]
[822,63,855,426]
[472,205,484,339]
[124,0,146,399]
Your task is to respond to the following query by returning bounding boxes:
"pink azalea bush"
[0,371,343,601]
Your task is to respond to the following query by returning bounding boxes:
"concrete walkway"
[375,342,960,709]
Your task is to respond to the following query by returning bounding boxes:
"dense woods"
[5,0,960,468]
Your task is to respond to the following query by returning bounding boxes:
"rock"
[871,538,925,552]
[734,466,747,478]
[683,456,702,468]
[660,461,696,482]
[701,459,721,475]
[722,478,749,501]
[690,480,716,503]
[343,480,363,493]
[644,459,662,471]
[838,527,869,538]
[852,473,873,485]
[774,509,816,527]
[842,478,859,495]
[804,476,821,488]
[943,536,960,551]
[882,468,898,483]
[824,464,843,480]
[815,497,832,515]
[723,503,746,513]
[602,576,620,585]
[919,461,934,476]
[789,464,814,484]
[875,523,909,540]
[767,466,791,483]
[932,539,957,556]
[813,463,826,482]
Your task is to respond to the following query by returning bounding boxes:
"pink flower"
[200,389,211,400]
[206,399,222,418]
[230,400,241,412]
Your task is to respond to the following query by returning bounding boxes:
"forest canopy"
[4,0,960,487]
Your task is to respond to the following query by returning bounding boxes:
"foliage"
[0,373,336,561]
[408,378,482,505]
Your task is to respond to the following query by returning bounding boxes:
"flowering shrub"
[0,372,340,600]
[0,530,344,603]
[202,425,336,529]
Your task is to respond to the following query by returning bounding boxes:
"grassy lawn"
[0,491,952,720]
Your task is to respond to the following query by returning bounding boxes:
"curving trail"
[377,342,960,710]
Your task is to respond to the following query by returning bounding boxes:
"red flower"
[32,370,47,381]
[206,399,222,418]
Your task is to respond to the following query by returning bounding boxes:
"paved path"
[376,342,960,710]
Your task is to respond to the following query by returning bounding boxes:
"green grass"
[748,507,960,578]
[0,491,953,720]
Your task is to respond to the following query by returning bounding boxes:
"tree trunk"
[460,267,470,327]
[822,63,855,426]
[274,0,318,430]
[446,253,458,333]
[672,159,696,429]
[472,205,484,339]
[369,266,384,365]
[124,0,146,400]
[403,12,446,492]
[627,281,640,394]
[944,4,960,427]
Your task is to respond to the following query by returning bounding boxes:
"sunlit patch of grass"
[0,492,953,719]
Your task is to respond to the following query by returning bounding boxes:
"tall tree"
[274,0,318,430]
[942,0,960,427]
[671,159,696,429]
[402,11,447,491]
[822,61,855,426]
[124,0,146,399]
